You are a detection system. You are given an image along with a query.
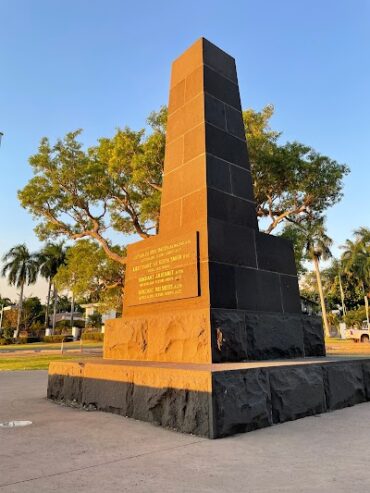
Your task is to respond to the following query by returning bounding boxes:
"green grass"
[0,353,96,371]
[0,341,102,351]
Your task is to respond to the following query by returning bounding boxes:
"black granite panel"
[323,363,366,410]
[206,155,231,193]
[205,94,226,131]
[206,123,249,169]
[208,218,257,267]
[225,105,245,140]
[302,316,326,357]
[204,66,241,110]
[230,165,254,201]
[245,312,305,360]
[210,308,248,362]
[203,38,238,83]
[280,274,301,313]
[256,233,297,276]
[208,188,258,229]
[209,262,237,309]
[269,365,326,423]
[235,268,282,312]
[212,369,272,438]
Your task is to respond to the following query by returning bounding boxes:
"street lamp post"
[0,132,3,147]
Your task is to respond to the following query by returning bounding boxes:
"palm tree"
[37,242,66,332]
[342,231,370,327]
[322,258,347,317]
[1,244,39,338]
[354,227,370,244]
[302,219,333,338]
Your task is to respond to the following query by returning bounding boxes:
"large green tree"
[243,105,349,233]
[54,240,124,313]
[1,244,39,337]
[19,105,348,272]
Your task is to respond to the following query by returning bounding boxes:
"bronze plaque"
[125,231,199,306]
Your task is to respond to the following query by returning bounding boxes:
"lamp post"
[0,132,3,147]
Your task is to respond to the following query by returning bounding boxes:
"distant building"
[300,296,320,316]
[49,312,85,324]
[80,303,117,326]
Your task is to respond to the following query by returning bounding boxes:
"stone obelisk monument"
[48,39,370,438]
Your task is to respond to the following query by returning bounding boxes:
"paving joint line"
[0,439,205,489]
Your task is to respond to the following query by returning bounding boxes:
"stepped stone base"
[48,357,370,438]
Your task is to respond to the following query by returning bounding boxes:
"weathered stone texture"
[212,369,271,438]
[245,312,305,360]
[48,358,370,438]
[49,374,210,437]
[104,309,211,364]
[323,362,366,410]
[302,316,326,357]
[210,309,248,362]
[269,366,326,423]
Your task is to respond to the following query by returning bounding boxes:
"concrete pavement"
[1,370,370,492]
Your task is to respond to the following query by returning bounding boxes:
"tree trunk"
[15,282,24,339]
[338,273,347,317]
[313,255,330,338]
[70,293,75,328]
[52,284,58,335]
[364,295,369,328]
[44,277,52,329]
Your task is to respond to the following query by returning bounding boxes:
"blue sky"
[0,0,369,300]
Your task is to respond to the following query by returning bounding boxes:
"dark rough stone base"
[48,358,370,439]
[48,374,211,437]
[211,310,325,362]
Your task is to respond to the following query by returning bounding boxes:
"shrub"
[81,332,104,342]
[0,337,13,345]
[56,320,85,329]
[87,313,102,329]
[17,336,41,344]
[42,335,67,343]
[1,327,14,340]
[344,307,367,328]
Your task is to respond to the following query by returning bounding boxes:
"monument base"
[48,357,370,438]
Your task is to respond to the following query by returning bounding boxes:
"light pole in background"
[0,132,3,147]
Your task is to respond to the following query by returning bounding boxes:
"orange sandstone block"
[183,123,205,163]
[168,79,185,114]
[164,136,183,173]
[166,93,204,144]
[158,199,182,234]
[181,188,207,228]
[185,65,204,102]
[161,154,206,205]
[170,38,203,87]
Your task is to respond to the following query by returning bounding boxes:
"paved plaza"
[1,370,370,492]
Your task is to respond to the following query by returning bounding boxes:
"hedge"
[0,338,13,345]
[81,332,104,342]
[42,335,68,343]
[18,336,41,344]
